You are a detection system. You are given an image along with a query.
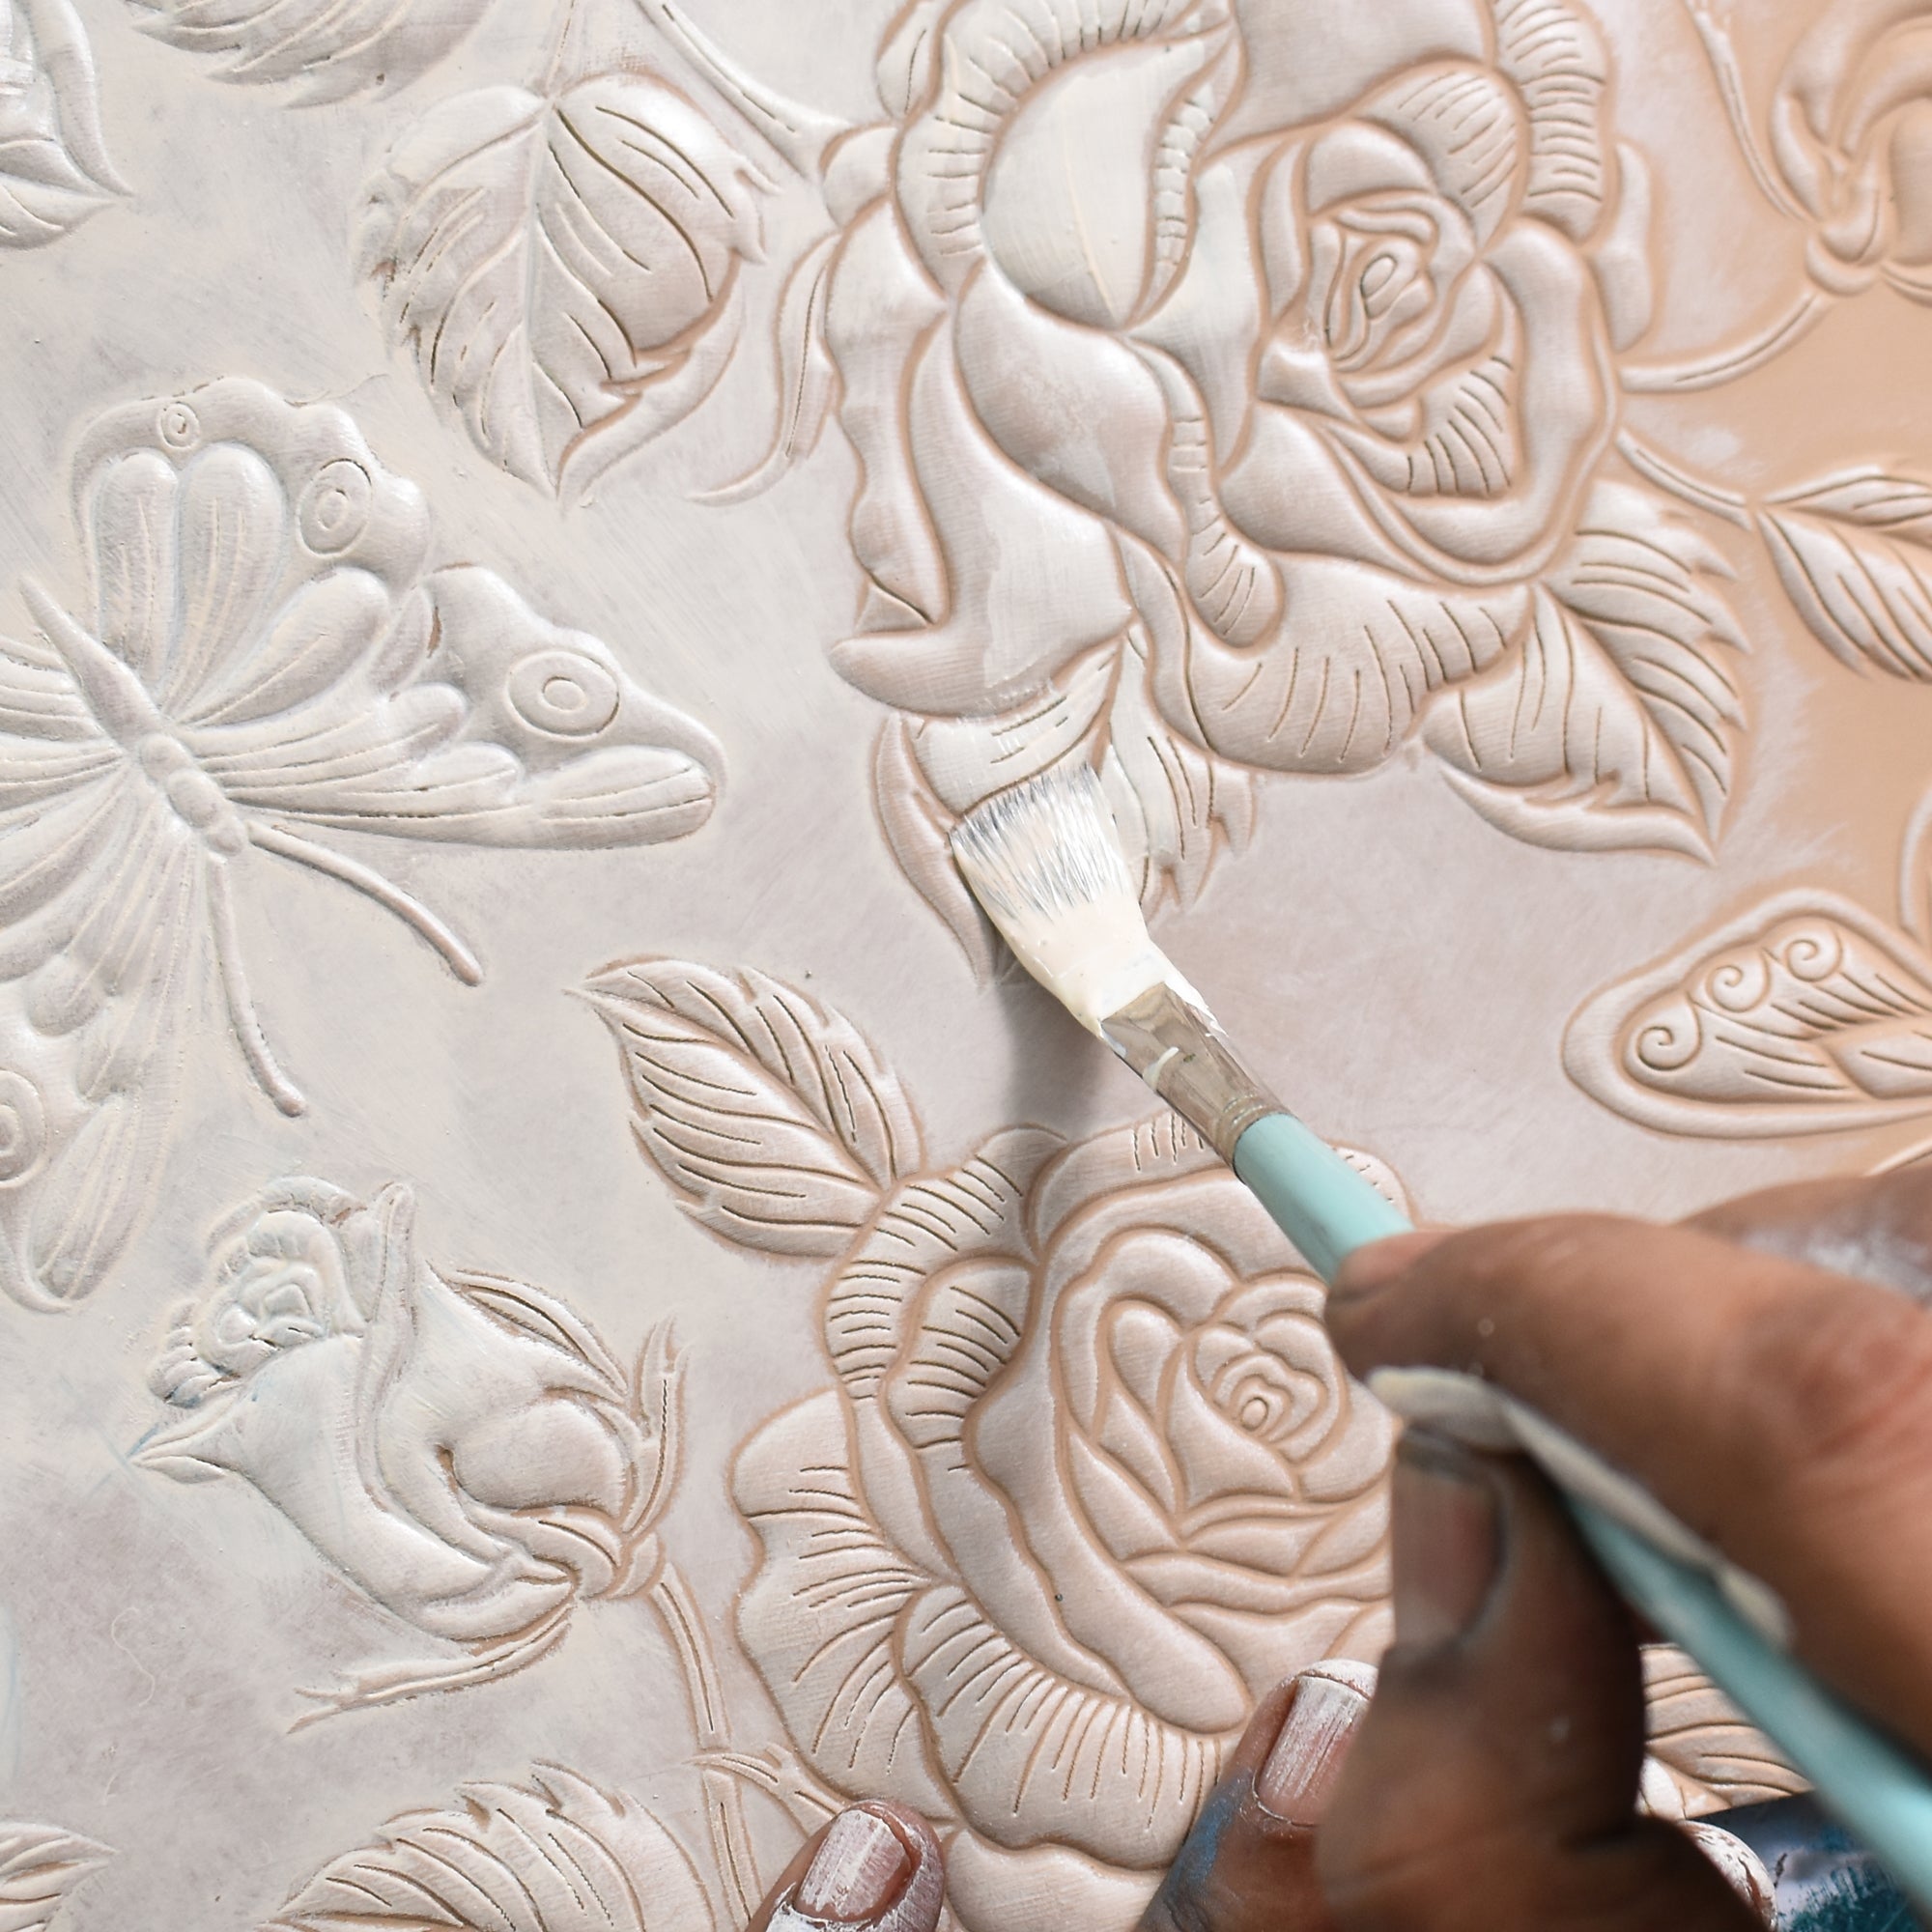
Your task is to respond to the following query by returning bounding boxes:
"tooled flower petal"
[967,1226,1255,1731]
[1302,120,1437,218]
[1365,220,1613,576]
[1148,548,1528,775]
[1167,1593,1390,1704]
[831,315,1132,714]
[1066,1428,1179,1562]
[1298,1378,1399,1502]
[359,1260,615,1575]
[902,1585,1227,1864]
[975,31,1233,328]
[1131,144,1271,461]
[1492,0,1610,242]
[1162,1358,1301,1512]
[732,1391,952,1812]
[1217,0,1487,143]
[892,0,1227,303]
[1360,63,1523,245]
[448,1399,631,1517]
[1218,403,1434,585]
[824,199,948,633]
[942,1832,1161,1932]
[1094,1300,1184,1507]
[138,1329,541,1637]
[1166,1505,1340,1577]
[955,266,1187,558]
[1587,134,1652,350]
[884,1257,1143,1697]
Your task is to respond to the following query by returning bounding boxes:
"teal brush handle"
[1231,1109,1932,1907]
[1231,1110,1412,1275]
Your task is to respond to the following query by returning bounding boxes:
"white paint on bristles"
[949,766,1205,1034]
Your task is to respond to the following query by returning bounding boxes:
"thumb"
[1316,1432,1762,1930]
[750,1804,945,1932]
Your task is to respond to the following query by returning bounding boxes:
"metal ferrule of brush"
[1099,983,1281,1163]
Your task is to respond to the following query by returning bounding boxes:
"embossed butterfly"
[0,379,721,1306]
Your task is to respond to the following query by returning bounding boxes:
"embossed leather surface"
[0,0,1917,1922]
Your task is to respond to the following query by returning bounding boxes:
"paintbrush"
[950,762,1932,1906]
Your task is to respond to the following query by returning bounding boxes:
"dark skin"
[744,1170,1932,1931]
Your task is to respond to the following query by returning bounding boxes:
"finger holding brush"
[948,764,1932,1910]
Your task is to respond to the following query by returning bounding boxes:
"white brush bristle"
[950,766,1191,1033]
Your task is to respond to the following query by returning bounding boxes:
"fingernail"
[796,1808,912,1921]
[1392,1428,1501,1650]
[1332,1230,1450,1298]
[1255,1661,1376,1827]
[1684,1823,1776,1923]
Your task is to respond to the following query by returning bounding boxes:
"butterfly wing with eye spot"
[196,566,724,848]
[0,379,725,1298]
[0,380,432,1308]
[60,383,722,851]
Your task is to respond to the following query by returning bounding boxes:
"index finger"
[1327,1214,1932,1747]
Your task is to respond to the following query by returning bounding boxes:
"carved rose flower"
[777,0,1738,918]
[734,1123,1395,1929]
[1769,0,1932,300]
[819,0,1649,747]
[139,1179,677,1717]
[587,959,1796,1930]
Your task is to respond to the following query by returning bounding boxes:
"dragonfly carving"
[0,378,722,1308]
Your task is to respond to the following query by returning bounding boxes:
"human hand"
[1162,1164,1932,1930]
[741,1168,1932,1932]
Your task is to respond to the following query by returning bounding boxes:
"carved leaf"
[1566,889,1932,1136]
[1642,1645,1806,1813]
[694,1746,842,1834]
[0,0,126,246]
[0,1824,110,1932]
[1759,469,1932,677]
[582,959,923,1255]
[128,0,488,103]
[1427,483,1746,860]
[263,1766,714,1932]
[358,75,763,492]
[1546,488,1746,823]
